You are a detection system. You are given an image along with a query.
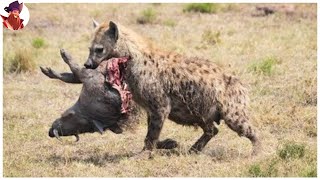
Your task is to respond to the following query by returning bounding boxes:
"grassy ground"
[3,3,317,177]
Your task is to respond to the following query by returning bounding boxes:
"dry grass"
[137,8,157,24]
[7,49,36,73]
[3,3,317,177]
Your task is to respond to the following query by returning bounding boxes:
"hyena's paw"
[156,138,178,149]
[40,66,60,79]
[60,49,73,64]
[188,147,201,155]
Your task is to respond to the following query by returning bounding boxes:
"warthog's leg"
[59,49,83,78]
[189,124,219,153]
[40,67,81,84]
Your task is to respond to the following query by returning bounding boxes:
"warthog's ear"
[61,110,75,118]
[92,19,99,28]
[92,120,104,135]
[106,21,119,42]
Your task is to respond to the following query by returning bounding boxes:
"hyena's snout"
[84,59,93,69]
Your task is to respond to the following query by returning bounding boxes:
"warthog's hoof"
[60,49,73,64]
[156,138,178,149]
[40,66,61,79]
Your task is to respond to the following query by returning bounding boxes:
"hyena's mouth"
[105,57,132,115]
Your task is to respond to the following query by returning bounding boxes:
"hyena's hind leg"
[189,107,221,153]
[189,124,219,153]
[223,109,261,156]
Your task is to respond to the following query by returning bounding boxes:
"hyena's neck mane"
[117,24,160,57]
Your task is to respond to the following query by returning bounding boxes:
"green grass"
[248,159,278,177]
[32,37,45,49]
[137,8,157,24]
[248,158,279,177]
[249,56,279,75]
[248,164,263,177]
[183,3,219,13]
[278,142,305,160]
[299,166,317,177]
[248,142,315,177]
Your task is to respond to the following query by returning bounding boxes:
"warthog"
[41,49,177,149]
[41,49,126,141]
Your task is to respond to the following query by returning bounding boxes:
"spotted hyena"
[84,20,261,155]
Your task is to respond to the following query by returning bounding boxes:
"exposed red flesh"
[106,57,132,114]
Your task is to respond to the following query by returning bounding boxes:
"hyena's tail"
[219,74,261,155]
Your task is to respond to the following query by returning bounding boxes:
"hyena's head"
[84,20,119,69]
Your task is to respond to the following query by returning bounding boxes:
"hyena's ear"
[92,19,99,28]
[106,21,119,42]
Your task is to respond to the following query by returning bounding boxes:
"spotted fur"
[86,21,261,155]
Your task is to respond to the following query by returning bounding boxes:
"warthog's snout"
[48,126,80,142]
[48,127,54,137]
[48,120,61,139]
[48,117,81,142]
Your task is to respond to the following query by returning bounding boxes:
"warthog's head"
[84,20,120,69]
[48,108,124,142]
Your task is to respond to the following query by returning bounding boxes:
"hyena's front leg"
[144,110,168,150]
[145,113,178,150]
[130,104,170,160]
[143,100,171,151]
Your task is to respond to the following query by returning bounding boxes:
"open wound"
[106,57,132,115]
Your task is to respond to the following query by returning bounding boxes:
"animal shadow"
[47,152,136,167]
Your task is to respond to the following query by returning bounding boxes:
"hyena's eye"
[95,47,104,54]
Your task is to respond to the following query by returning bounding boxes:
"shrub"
[183,3,219,14]
[248,158,279,177]
[248,164,263,177]
[137,8,157,24]
[32,37,45,49]
[278,142,305,160]
[9,49,36,73]
[249,56,279,75]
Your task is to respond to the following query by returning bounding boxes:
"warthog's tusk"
[75,134,80,142]
[53,129,62,141]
